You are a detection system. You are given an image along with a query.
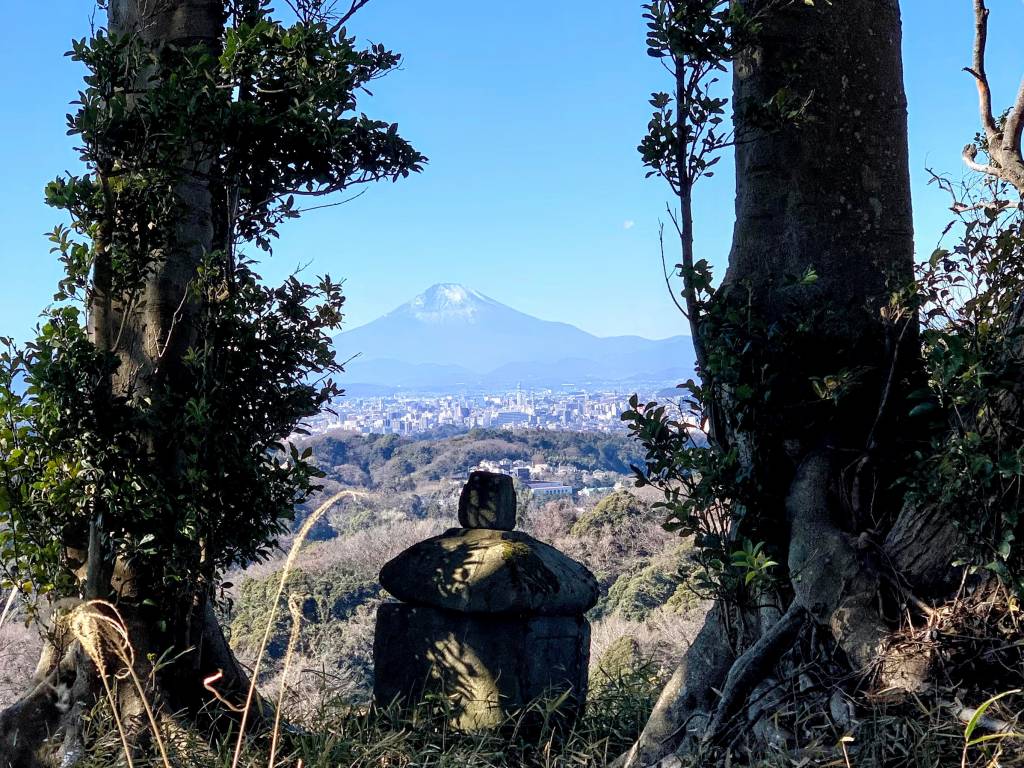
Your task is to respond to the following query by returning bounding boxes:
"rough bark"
[107,0,221,400]
[725,0,913,347]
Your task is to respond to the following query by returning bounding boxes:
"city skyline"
[302,385,688,438]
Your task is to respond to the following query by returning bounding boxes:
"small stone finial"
[458,471,516,530]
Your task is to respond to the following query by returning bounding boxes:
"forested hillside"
[224,484,705,713]
[303,428,643,488]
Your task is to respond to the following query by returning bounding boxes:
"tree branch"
[1003,75,1024,156]
[326,0,372,36]
[962,144,1000,178]
[337,0,372,26]
[672,57,708,375]
[969,0,998,139]
[658,222,690,319]
[963,1,1024,196]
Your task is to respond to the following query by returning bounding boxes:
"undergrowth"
[76,662,662,768]
[73,665,1024,768]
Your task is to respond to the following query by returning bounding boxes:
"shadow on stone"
[373,474,598,732]
[373,603,590,732]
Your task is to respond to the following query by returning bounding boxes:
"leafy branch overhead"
[0,1,424,607]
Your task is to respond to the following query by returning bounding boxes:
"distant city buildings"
[522,481,574,499]
[466,459,619,503]
[299,387,659,437]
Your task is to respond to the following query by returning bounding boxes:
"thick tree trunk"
[0,5,263,766]
[725,0,914,323]
[621,3,942,765]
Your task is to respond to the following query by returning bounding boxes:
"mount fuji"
[333,284,695,394]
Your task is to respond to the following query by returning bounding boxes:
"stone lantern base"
[373,603,590,731]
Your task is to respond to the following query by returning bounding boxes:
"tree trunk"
[106,0,221,398]
[0,4,263,766]
[619,3,948,765]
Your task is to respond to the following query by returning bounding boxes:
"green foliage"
[597,548,697,622]
[592,636,642,688]
[640,0,759,192]
[729,538,778,589]
[0,324,108,598]
[308,428,643,489]
[906,207,1024,592]
[0,1,423,607]
[621,388,749,601]
[587,640,664,742]
[570,490,652,537]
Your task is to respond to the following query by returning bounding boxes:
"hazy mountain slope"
[334,284,694,390]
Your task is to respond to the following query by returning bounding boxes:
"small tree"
[0,0,423,763]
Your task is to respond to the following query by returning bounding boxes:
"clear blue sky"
[1,2,1022,343]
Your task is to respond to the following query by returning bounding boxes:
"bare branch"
[327,0,372,36]
[658,221,690,319]
[963,1,1024,196]
[951,199,1022,214]
[927,167,1022,214]
[294,188,367,214]
[962,143,1001,178]
[337,0,372,26]
[969,0,998,139]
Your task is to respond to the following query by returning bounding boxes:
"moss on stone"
[500,541,533,561]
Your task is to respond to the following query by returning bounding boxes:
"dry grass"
[70,668,1024,768]
[227,518,450,590]
[590,606,707,680]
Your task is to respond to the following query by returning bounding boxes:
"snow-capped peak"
[408,283,491,322]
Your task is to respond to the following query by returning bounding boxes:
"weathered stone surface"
[458,470,516,530]
[373,602,589,730]
[379,528,599,615]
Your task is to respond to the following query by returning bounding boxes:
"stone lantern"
[373,471,599,730]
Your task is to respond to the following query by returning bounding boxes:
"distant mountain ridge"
[333,284,695,393]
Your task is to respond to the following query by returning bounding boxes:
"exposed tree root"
[617,444,989,767]
[702,602,805,747]
[614,604,734,767]
[786,452,889,675]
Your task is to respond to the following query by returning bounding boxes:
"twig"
[946,699,1016,735]
[0,588,17,632]
[658,222,689,318]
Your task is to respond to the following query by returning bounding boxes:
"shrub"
[570,490,652,537]
[229,565,381,663]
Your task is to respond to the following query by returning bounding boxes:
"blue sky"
[1,2,1022,343]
